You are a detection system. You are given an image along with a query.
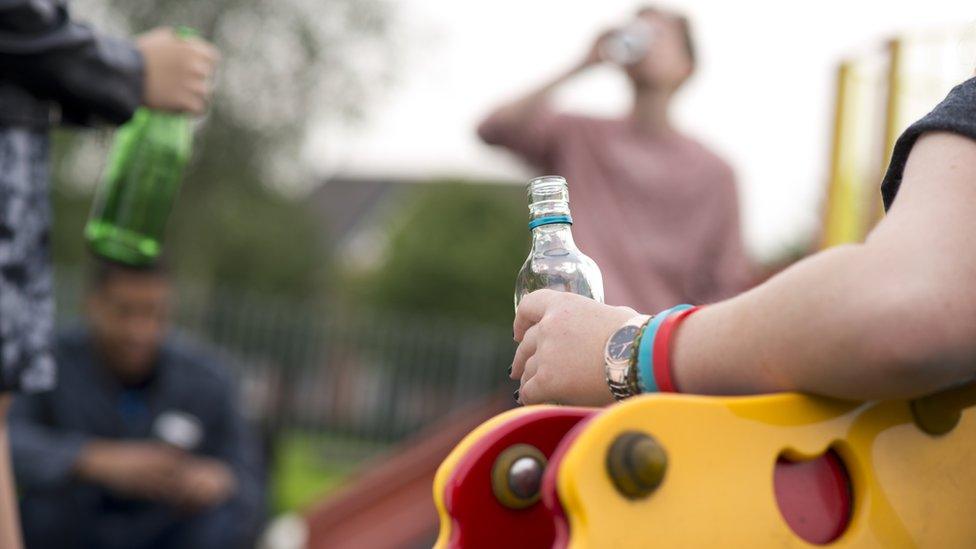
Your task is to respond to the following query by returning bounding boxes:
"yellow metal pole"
[872,37,906,226]
[882,38,905,166]
[820,62,855,249]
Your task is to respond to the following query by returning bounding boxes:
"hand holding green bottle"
[136,26,219,114]
[86,27,219,266]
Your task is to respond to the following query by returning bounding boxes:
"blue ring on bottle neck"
[528,215,573,229]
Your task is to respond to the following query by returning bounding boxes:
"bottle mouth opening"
[527,175,569,203]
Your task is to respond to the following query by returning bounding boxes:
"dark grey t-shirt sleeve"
[880,76,976,210]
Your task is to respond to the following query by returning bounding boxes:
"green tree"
[345,181,528,329]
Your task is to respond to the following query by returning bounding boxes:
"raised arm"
[477,54,592,142]
[476,31,606,161]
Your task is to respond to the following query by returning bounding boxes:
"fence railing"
[54,267,514,460]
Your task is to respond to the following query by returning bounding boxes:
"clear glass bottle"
[514,175,604,310]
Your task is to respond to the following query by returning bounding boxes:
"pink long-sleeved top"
[480,107,752,313]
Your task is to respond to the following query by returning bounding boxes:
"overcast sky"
[308,0,975,259]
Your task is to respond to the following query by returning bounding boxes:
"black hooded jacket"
[0,0,143,128]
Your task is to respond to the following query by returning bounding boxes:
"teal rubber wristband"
[638,304,693,393]
[528,215,572,230]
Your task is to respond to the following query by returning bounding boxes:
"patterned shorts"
[0,127,55,392]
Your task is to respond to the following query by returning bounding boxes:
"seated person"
[510,71,976,406]
[8,261,264,549]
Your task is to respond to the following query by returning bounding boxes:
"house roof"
[305,177,402,245]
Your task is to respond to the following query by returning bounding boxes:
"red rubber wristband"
[652,306,702,393]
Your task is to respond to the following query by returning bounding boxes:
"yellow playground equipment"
[435,385,976,547]
[435,30,976,548]
[822,27,976,248]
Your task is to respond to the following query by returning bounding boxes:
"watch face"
[607,325,640,362]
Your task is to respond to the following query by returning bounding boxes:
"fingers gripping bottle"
[85,27,196,266]
[514,175,604,310]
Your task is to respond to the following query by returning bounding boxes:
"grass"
[271,431,389,513]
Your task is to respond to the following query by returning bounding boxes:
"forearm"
[0,397,24,549]
[71,440,160,488]
[72,440,116,484]
[674,242,972,400]
[479,61,588,139]
[674,133,976,401]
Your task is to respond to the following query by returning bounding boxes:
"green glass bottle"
[85,28,195,266]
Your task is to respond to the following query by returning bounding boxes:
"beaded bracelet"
[627,315,653,395]
[636,304,693,393]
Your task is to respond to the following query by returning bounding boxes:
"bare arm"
[477,61,588,139]
[0,396,24,549]
[477,34,605,143]
[512,132,976,404]
[673,132,976,399]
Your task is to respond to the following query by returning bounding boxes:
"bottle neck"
[526,176,575,248]
[528,191,571,224]
[530,221,577,249]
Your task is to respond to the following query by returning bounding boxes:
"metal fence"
[54,267,514,460]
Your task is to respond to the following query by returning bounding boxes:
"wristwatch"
[605,315,651,401]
